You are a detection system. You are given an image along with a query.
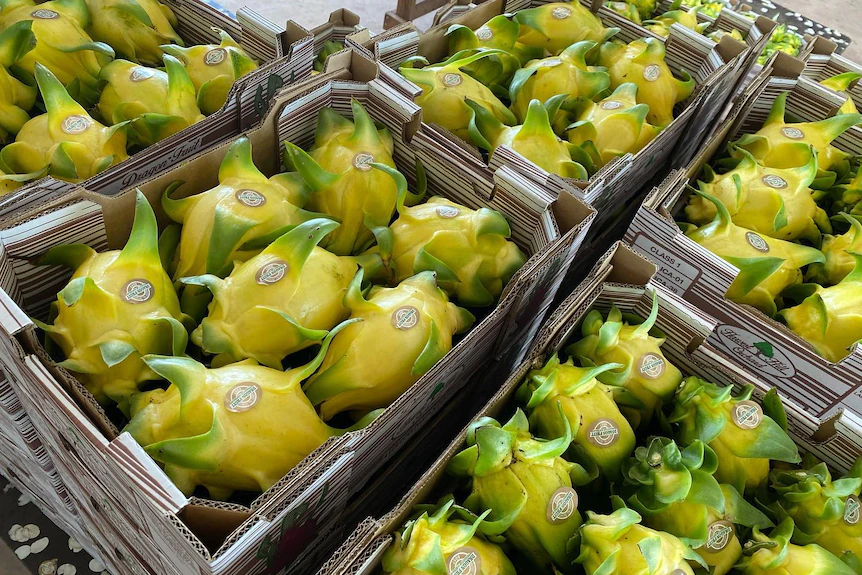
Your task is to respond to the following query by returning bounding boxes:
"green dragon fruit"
[682,0,725,18]
[0,0,114,106]
[518,354,636,481]
[162,29,257,115]
[735,518,857,575]
[513,2,616,55]
[374,195,526,307]
[400,51,516,141]
[566,294,683,428]
[820,72,861,116]
[303,271,473,420]
[0,63,129,183]
[577,506,705,574]
[313,40,343,73]
[184,219,384,368]
[669,378,801,493]
[807,213,862,286]
[85,0,182,66]
[832,170,862,216]
[680,192,825,316]
[381,499,517,575]
[97,56,205,147]
[468,96,592,179]
[34,191,190,414]
[565,82,660,169]
[780,253,862,362]
[597,37,695,128]
[444,15,527,91]
[508,40,610,123]
[447,409,586,572]
[605,1,641,24]
[622,437,774,575]
[124,320,375,500]
[0,21,36,142]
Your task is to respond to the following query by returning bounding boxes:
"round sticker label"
[704,521,734,553]
[31,8,59,18]
[639,353,666,379]
[551,6,571,18]
[443,73,462,86]
[587,418,620,447]
[762,175,788,189]
[745,231,770,253]
[475,27,493,41]
[255,259,289,285]
[672,571,688,575]
[643,64,661,81]
[542,58,562,68]
[225,383,262,412]
[436,205,460,218]
[446,546,481,575]
[205,48,227,66]
[121,279,154,304]
[845,495,861,526]
[781,127,805,140]
[732,400,763,430]
[547,487,578,524]
[353,152,374,171]
[392,306,419,330]
[62,115,91,135]
[601,100,623,110]
[130,67,155,82]
[235,189,267,207]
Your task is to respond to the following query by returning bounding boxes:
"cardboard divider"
[310,9,365,56]
[0,48,596,574]
[800,36,862,115]
[624,57,862,436]
[317,242,859,575]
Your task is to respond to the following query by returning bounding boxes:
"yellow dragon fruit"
[0,21,36,142]
[381,499,517,575]
[685,145,830,244]
[566,294,683,428]
[400,51,516,141]
[97,56,205,147]
[807,213,862,286]
[605,1,641,24]
[444,15,527,91]
[184,219,384,368]
[565,82,660,169]
[513,2,617,55]
[669,378,800,493]
[34,192,191,414]
[0,63,129,183]
[518,354,636,482]
[577,506,706,575]
[447,409,587,572]
[313,40,343,73]
[597,37,695,128]
[627,0,657,19]
[124,320,377,500]
[85,0,182,66]
[780,252,862,362]
[681,192,825,316]
[303,271,473,420]
[735,518,857,575]
[162,29,257,115]
[709,28,745,43]
[374,195,526,307]
[643,0,710,37]
[0,0,114,106]
[622,437,774,575]
[820,72,861,116]
[468,96,593,179]
[0,165,44,195]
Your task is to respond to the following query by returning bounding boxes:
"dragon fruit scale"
[444,15,527,90]
[34,191,191,415]
[643,0,710,38]
[820,72,861,116]
[513,2,617,55]
[806,213,862,286]
[85,0,182,66]
[0,21,36,142]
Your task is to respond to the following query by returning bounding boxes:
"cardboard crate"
[800,36,862,113]
[310,9,365,56]
[0,48,596,575]
[624,54,862,435]
[316,242,861,575]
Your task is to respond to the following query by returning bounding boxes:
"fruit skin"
[565,82,659,169]
[85,0,182,66]
[643,1,710,38]
[0,165,44,195]
[400,50,516,142]
[33,191,191,415]
[680,192,825,317]
[669,378,800,494]
[709,28,745,43]
[518,354,635,482]
[621,437,774,575]
[756,23,803,66]
[123,320,375,500]
[626,0,657,20]
[0,0,114,106]
[445,15,530,92]
[447,409,586,573]
[97,55,205,147]
[597,37,694,128]
[604,1,641,24]
[513,2,616,55]
[779,252,862,362]
[806,213,862,286]
[735,518,857,575]
[832,169,862,216]
[373,195,526,307]
[185,219,385,368]
[576,506,705,575]
[820,72,861,116]
[313,40,342,72]
[0,63,129,182]
[0,21,37,142]
[303,271,474,420]
[161,29,257,115]
[381,499,517,575]
[566,293,683,428]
